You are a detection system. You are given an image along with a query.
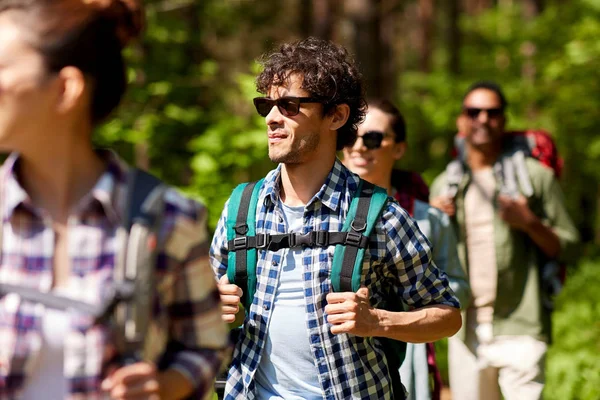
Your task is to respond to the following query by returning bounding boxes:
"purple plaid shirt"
[0,152,228,399]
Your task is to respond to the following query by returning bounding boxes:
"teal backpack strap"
[226,179,263,311]
[331,179,406,399]
[331,179,388,293]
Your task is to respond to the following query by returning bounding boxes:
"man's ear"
[328,104,350,131]
[394,142,407,161]
[55,66,87,115]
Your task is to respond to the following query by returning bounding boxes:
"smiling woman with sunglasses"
[342,103,406,194]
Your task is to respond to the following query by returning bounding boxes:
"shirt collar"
[1,150,128,226]
[260,158,360,212]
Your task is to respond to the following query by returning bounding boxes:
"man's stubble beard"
[268,131,321,164]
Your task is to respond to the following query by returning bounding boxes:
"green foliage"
[545,259,600,399]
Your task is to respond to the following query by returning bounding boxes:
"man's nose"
[351,135,367,151]
[265,104,283,125]
[477,110,490,124]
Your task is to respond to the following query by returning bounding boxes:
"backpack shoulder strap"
[114,167,167,362]
[494,151,534,199]
[512,151,534,197]
[331,179,388,293]
[226,179,263,311]
[444,159,464,199]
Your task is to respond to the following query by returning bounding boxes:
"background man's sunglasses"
[463,107,504,119]
[354,130,386,150]
[253,96,324,117]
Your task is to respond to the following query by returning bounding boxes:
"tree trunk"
[347,0,384,98]
[418,0,435,73]
[447,0,461,75]
[312,0,334,39]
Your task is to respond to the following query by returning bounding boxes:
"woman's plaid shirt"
[210,159,460,400]
[0,152,228,399]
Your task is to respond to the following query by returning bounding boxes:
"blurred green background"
[97,1,599,398]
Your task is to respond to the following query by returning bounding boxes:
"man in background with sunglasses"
[430,81,579,400]
[343,99,471,400]
[210,37,461,400]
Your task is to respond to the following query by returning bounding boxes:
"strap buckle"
[315,231,329,247]
[345,231,363,247]
[289,232,315,248]
[232,237,248,250]
[350,220,367,232]
[256,233,270,249]
[234,224,249,235]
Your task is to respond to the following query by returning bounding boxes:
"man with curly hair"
[210,37,461,400]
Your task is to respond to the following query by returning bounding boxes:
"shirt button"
[272,261,277,266]
[278,216,283,223]
[263,304,270,310]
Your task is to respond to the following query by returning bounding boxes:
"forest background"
[96,0,600,398]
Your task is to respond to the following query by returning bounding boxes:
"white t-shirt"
[254,203,322,399]
[21,305,69,400]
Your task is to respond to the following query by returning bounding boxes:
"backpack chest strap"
[227,231,369,252]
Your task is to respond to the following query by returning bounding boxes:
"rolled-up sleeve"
[209,199,230,281]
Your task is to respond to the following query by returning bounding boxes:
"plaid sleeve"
[160,198,229,395]
[375,201,460,309]
[209,198,230,280]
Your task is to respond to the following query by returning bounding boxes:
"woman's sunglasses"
[253,96,324,117]
[353,131,388,150]
[463,107,504,119]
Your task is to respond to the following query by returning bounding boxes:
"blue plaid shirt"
[210,159,459,400]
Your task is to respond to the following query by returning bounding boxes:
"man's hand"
[430,195,456,217]
[325,287,381,336]
[218,274,243,323]
[498,194,536,232]
[101,362,160,400]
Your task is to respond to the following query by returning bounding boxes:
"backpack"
[0,168,167,364]
[225,178,407,398]
[447,129,565,310]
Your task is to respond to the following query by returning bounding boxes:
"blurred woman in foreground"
[0,1,227,398]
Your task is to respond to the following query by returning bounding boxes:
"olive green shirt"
[431,157,580,342]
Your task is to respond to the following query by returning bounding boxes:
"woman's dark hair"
[0,0,143,124]
[367,98,406,143]
[256,37,367,151]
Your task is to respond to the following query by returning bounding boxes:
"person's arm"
[497,165,580,261]
[103,200,229,399]
[155,200,229,397]
[326,203,462,343]
[498,194,561,258]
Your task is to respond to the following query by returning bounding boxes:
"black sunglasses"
[463,107,504,119]
[253,96,324,117]
[354,130,386,150]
